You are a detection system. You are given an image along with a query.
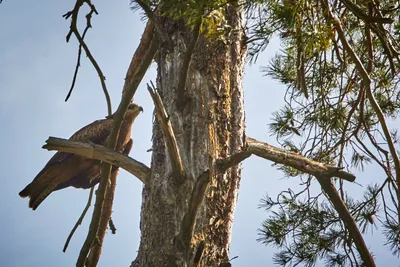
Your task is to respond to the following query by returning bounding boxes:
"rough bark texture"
[132,5,246,267]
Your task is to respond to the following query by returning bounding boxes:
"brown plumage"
[19,103,143,210]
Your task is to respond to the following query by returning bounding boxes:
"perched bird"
[19,103,143,210]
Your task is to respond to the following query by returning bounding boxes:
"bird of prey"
[19,103,143,210]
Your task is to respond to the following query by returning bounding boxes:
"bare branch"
[176,151,251,253]
[175,170,210,253]
[246,137,356,182]
[122,20,158,97]
[109,217,117,234]
[86,170,119,267]
[148,82,186,183]
[76,21,158,267]
[43,137,150,185]
[63,0,112,115]
[134,1,173,50]
[63,186,95,252]
[216,151,252,172]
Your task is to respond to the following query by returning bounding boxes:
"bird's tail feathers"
[28,186,54,210]
[19,184,31,198]
[19,181,57,210]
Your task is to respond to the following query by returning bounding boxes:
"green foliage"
[132,0,234,38]
[258,186,382,266]
[245,0,400,265]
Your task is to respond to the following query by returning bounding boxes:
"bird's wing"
[34,118,113,181]
[55,138,134,190]
[70,118,113,144]
[32,118,113,173]
[28,155,93,210]
[19,118,114,206]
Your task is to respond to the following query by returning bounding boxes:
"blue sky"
[0,1,396,266]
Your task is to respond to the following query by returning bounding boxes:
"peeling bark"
[132,5,246,267]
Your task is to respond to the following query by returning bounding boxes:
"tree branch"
[321,0,400,221]
[43,137,150,185]
[340,0,393,24]
[63,186,95,253]
[246,137,356,182]
[316,175,376,267]
[86,170,119,266]
[134,1,173,50]
[175,151,251,254]
[148,82,186,184]
[76,21,158,267]
[63,0,112,115]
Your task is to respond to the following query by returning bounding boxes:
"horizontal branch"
[246,137,356,182]
[43,137,150,185]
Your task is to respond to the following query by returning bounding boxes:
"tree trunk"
[132,5,246,267]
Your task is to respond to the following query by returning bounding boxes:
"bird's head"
[125,103,143,120]
[127,103,144,113]
[106,103,143,120]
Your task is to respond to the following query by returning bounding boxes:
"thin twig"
[148,82,186,183]
[63,0,112,115]
[340,0,393,23]
[109,217,117,234]
[63,186,95,252]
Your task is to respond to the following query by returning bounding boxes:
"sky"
[0,1,397,267]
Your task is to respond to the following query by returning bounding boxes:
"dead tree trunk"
[132,5,246,267]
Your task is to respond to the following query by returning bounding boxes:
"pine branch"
[322,0,400,226]
[316,175,376,267]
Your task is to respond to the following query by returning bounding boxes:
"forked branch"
[175,151,251,255]
[63,0,112,115]
[176,136,357,258]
